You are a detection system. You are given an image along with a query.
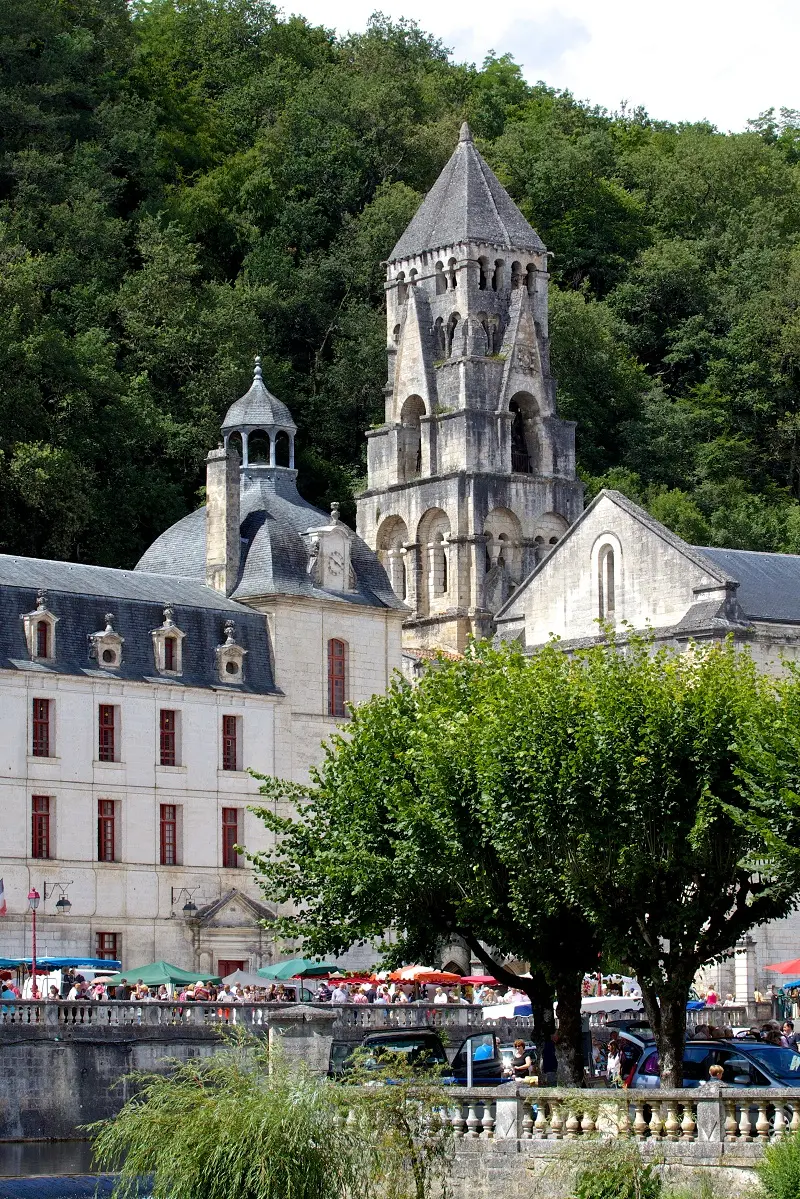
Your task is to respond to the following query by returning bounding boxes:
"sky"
[286,0,799,132]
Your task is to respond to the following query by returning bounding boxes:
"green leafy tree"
[473,636,800,1086]
[247,652,603,1086]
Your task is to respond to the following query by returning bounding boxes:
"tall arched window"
[327,638,347,717]
[435,262,447,294]
[598,546,615,620]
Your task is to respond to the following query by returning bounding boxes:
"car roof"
[362,1028,442,1042]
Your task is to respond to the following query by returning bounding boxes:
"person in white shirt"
[432,987,448,1005]
[330,984,349,1004]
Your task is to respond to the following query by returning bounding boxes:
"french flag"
[0,879,6,916]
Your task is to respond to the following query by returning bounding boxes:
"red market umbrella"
[387,965,463,985]
[766,958,800,974]
[460,975,497,985]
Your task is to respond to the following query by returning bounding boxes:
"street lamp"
[27,888,40,999]
[170,887,199,919]
[44,881,73,915]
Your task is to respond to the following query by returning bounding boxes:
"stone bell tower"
[356,123,583,653]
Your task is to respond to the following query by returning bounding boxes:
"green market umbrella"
[101,961,221,988]
[257,958,339,980]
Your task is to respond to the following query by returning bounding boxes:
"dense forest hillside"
[3,0,800,566]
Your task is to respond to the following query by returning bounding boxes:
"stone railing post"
[493,1089,522,1139]
[267,1004,338,1075]
[695,1085,726,1143]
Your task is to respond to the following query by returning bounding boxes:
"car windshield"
[369,1038,447,1064]
[745,1047,800,1082]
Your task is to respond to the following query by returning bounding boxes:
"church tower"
[356,123,584,653]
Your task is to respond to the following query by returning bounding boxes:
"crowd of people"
[689,1019,799,1046]
[313,980,529,1006]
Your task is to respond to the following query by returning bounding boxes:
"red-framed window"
[327,638,346,717]
[159,709,176,767]
[222,715,238,771]
[160,804,177,866]
[164,636,177,672]
[32,795,50,859]
[98,799,116,862]
[98,705,115,762]
[222,808,239,869]
[36,620,50,658]
[32,698,50,757]
[95,932,118,961]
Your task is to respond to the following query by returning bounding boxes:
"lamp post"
[27,888,40,998]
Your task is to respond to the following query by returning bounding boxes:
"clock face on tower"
[328,550,344,577]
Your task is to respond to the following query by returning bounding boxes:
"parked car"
[330,1027,506,1085]
[626,1037,800,1089]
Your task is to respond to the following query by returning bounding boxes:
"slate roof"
[0,555,275,693]
[390,123,545,261]
[691,546,800,624]
[222,358,295,433]
[136,469,406,610]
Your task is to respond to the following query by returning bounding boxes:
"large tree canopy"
[250,638,800,1086]
[4,0,800,562]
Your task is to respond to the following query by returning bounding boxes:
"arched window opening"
[36,620,49,659]
[327,638,347,717]
[484,508,522,582]
[435,262,447,294]
[490,316,503,354]
[447,258,458,290]
[396,272,407,303]
[446,312,461,357]
[376,516,410,602]
[418,508,451,613]
[511,261,523,290]
[392,323,401,344]
[526,263,536,295]
[491,259,504,291]
[409,267,418,286]
[478,257,489,290]
[509,400,532,473]
[227,431,243,464]
[433,317,446,357]
[248,429,270,465]
[549,536,559,546]
[598,547,616,620]
[274,430,291,467]
[399,396,425,482]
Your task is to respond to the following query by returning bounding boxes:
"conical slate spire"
[389,126,544,261]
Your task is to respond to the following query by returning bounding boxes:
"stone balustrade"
[0,998,532,1032]
[429,1085,800,1145]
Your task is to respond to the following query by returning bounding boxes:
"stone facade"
[357,124,582,653]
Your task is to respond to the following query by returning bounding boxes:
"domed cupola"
[222,357,296,469]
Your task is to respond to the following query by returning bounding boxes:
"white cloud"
[286,0,800,130]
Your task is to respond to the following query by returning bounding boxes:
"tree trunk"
[640,981,688,1088]
[555,974,585,1086]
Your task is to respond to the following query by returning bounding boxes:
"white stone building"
[0,364,405,976]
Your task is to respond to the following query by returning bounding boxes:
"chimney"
[205,445,240,594]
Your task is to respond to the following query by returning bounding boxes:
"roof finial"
[459,121,472,144]
[253,355,263,382]
[330,501,340,524]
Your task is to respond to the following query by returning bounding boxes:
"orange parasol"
[387,964,463,985]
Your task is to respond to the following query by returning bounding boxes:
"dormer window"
[89,613,124,670]
[151,608,185,676]
[22,591,58,661]
[216,620,246,684]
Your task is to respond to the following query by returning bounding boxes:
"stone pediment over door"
[195,888,275,929]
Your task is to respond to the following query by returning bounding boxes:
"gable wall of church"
[499,498,724,647]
